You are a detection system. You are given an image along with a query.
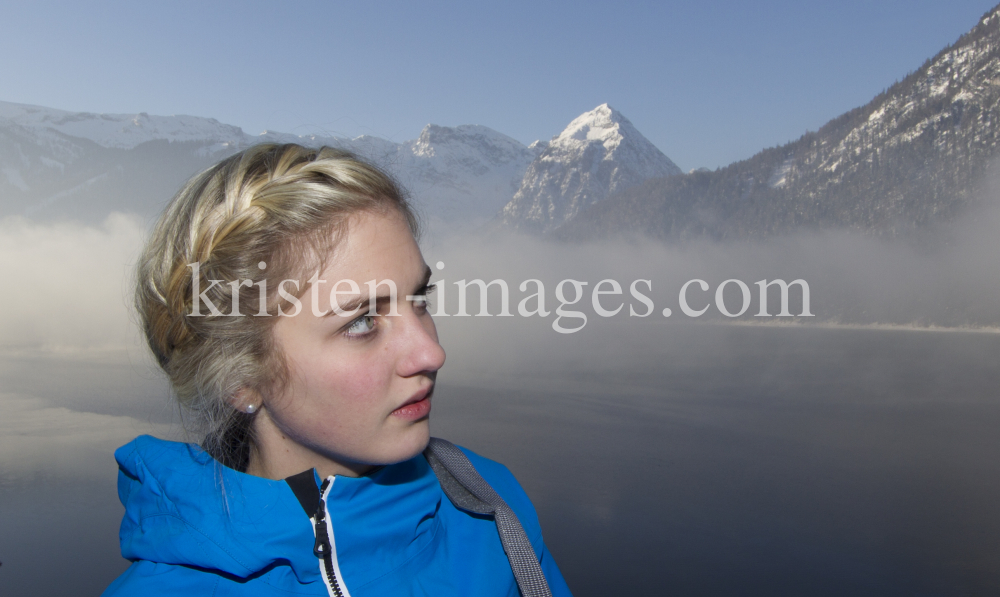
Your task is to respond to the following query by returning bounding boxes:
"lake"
[1,322,998,596]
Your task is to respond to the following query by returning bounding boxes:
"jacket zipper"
[312,477,350,597]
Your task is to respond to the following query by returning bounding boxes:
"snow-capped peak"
[551,103,631,151]
[499,103,682,232]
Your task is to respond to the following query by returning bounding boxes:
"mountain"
[499,104,682,233]
[0,101,246,150]
[0,100,680,231]
[390,124,534,225]
[0,103,242,221]
[0,102,532,224]
[558,7,1000,241]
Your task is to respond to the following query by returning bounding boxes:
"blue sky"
[1,0,996,170]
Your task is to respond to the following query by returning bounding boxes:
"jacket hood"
[115,435,445,589]
[115,435,319,581]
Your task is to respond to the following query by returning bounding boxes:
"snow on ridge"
[0,100,247,149]
[767,156,796,188]
[394,123,534,221]
[406,123,530,165]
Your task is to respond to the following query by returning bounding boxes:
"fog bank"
[0,213,145,350]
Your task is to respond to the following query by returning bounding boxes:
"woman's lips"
[391,388,432,420]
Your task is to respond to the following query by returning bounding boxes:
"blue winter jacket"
[102,435,572,596]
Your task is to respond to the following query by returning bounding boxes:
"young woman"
[103,144,572,596]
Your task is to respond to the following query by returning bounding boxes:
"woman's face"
[250,208,445,479]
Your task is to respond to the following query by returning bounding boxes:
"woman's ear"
[231,387,262,414]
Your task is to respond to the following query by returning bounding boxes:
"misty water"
[2,321,998,596]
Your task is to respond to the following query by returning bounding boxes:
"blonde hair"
[136,143,417,469]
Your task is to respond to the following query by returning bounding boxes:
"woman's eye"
[345,315,376,337]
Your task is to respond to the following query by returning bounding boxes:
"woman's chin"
[374,420,431,465]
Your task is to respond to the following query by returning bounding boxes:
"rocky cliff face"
[499,104,681,233]
[560,7,1000,241]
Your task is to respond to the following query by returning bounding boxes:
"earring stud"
[245,403,256,414]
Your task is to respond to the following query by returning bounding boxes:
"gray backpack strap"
[425,437,553,597]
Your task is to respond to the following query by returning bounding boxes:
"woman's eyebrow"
[324,266,432,317]
[326,294,383,317]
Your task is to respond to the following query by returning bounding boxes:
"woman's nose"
[396,314,446,377]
